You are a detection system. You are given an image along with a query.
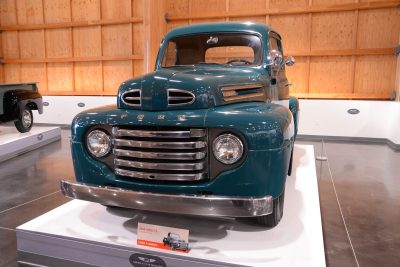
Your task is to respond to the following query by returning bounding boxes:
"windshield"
[161,33,262,67]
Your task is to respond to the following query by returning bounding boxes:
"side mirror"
[285,55,295,67]
[269,49,283,67]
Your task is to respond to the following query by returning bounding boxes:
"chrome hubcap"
[22,110,32,128]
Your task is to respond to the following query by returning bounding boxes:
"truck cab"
[61,22,299,227]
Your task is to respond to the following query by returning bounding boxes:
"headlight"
[86,129,111,157]
[213,133,244,164]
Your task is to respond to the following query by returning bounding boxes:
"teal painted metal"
[70,22,298,203]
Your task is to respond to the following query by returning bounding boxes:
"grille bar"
[115,158,205,171]
[113,128,206,138]
[114,148,206,160]
[115,168,205,181]
[114,139,206,150]
[112,127,208,181]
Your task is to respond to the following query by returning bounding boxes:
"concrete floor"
[0,129,399,267]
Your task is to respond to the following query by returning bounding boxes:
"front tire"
[14,107,33,133]
[255,190,285,227]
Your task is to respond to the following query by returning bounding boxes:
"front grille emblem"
[137,114,144,121]
[157,114,165,120]
[177,115,185,121]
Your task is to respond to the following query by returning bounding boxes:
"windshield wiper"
[195,62,230,66]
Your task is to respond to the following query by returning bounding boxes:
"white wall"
[34,96,400,145]
[34,96,116,125]
[298,100,393,139]
[387,103,400,144]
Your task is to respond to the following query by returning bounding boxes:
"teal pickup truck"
[61,22,299,227]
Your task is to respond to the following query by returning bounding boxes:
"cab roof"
[164,22,275,40]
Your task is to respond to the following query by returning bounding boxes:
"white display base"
[16,144,325,267]
[0,126,61,163]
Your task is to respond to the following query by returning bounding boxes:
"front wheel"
[14,107,33,133]
[255,190,285,227]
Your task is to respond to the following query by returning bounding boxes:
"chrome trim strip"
[115,168,205,181]
[113,128,206,138]
[167,89,195,106]
[113,139,207,149]
[114,148,206,160]
[121,89,141,107]
[115,158,205,171]
[221,84,263,91]
[223,92,265,102]
[60,180,273,217]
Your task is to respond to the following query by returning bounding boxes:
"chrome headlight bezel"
[86,129,112,158]
[212,133,244,165]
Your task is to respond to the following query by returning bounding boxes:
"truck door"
[269,33,290,100]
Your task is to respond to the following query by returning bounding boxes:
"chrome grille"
[112,127,207,181]
[167,89,195,106]
[121,89,141,106]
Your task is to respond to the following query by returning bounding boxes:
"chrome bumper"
[60,180,273,217]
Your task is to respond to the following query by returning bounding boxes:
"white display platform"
[16,144,325,267]
[0,126,61,163]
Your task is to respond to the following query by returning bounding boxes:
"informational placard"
[137,223,189,253]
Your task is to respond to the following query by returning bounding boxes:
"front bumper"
[60,180,273,217]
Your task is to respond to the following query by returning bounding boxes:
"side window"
[269,35,282,54]
[162,41,177,67]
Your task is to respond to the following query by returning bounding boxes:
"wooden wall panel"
[309,56,354,93]
[357,8,400,49]
[311,11,356,50]
[19,30,45,58]
[269,0,308,9]
[354,55,397,94]
[269,14,310,52]
[20,63,47,89]
[1,31,19,58]
[133,0,144,76]
[285,57,309,93]
[74,62,103,94]
[0,0,17,26]
[4,64,20,83]
[229,0,266,12]
[47,63,74,92]
[71,0,101,21]
[312,0,355,5]
[103,61,132,94]
[43,0,72,94]
[16,0,44,24]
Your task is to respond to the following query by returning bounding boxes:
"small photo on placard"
[137,222,189,253]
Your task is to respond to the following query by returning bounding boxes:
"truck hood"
[118,66,267,111]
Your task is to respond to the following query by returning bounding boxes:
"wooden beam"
[0,30,3,83]
[292,92,393,100]
[1,55,144,64]
[396,37,400,101]
[166,0,400,21]
[144,0,167,72]
[0,17,143,31]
